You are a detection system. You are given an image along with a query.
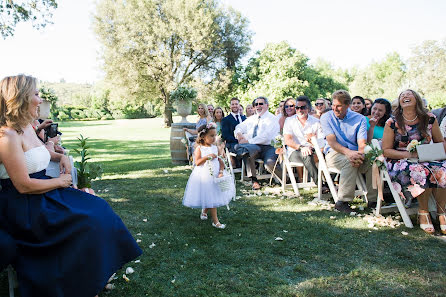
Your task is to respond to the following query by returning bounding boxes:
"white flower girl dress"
[183,145,235,208]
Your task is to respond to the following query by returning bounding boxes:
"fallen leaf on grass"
[123,274,130,282]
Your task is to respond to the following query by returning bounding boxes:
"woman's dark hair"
[282,97,296,116]
[352,96,367,115]
[213,107,225,122]
[393,89,430,138]
[196,123,216,145]
[372,98,391,127]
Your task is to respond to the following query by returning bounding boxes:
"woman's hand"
[59,155,72,174]
[369,116,378,127]
[58,173,72,188]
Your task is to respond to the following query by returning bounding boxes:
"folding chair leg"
[383,170,413,228]
[284,160,300,197]
[318,166,323,199]
[8,265,15,297]
[241,160,245,181]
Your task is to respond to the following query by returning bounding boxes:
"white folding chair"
[312,136,368,203]
[371,139,415,228]
[225,148,244,181]
[281,146,316,196]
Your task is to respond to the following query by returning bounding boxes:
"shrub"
[70,109,86,119]
[58,111,70,121]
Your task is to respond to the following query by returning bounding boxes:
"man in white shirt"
[283,96,325,185]
[235,96,281,190]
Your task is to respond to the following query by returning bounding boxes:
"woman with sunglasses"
[313,98,328,119]
[279,98,297,133]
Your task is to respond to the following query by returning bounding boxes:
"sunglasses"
[254,102,264,106]
[284,104,295,109]
[296,105,308,110]
[315,103,324,106]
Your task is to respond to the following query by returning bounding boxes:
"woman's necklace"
[402,113,418,122]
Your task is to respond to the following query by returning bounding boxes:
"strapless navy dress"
[0,146,142,297]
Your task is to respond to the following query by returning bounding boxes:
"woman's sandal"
[437,213,446,235]
[418,211,435,234]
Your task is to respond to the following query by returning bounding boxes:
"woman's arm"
[0,130,71,194]
[183,127,197,135]
[430,119,446,151]
[382,124,414,159]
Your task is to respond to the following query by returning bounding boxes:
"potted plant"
[73,135,103,194]
[170,85,197,123]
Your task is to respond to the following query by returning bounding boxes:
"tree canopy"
[0,0,57,38]
[94,0,252,126]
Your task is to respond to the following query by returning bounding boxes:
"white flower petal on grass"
[136,232,142,236]
[143,219,148,222]
[107,273,116,283]
[149,242,156,248]
[136,239,142,243]
[163,169,168,174]
[350,212,357,216]
[330,216,336,220]
[105,284,115,290]
[126,267,135,274]
[275,237,283,241]
[401,231,409,236]
[283,230,288,233]
[171,278,176,284]
[122,274,130,282]
[134,260,141,263]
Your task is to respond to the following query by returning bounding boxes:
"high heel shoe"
[417,211,435,234]
[437,213,446,235]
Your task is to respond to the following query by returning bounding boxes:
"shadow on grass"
[89,173,445,297]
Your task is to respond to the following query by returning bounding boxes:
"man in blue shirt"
[320,90,377,212]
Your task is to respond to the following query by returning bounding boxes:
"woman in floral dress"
[382,89,446,234]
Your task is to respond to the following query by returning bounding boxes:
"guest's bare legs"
[418,189,434,233]
[434,188,446,226]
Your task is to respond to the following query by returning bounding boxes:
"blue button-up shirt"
[320,109,367,154]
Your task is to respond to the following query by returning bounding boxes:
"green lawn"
[1,118,445,297]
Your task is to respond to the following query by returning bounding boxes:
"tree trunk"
[164,103,173,127]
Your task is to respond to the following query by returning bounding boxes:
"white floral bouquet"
[271,135,284,149]
[406,139,420,153]
[364,144,386,170]
[180,136,188,147]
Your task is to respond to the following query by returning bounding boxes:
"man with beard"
[221,97,246,153]
[234,96,281,190]
[283,96,324,185]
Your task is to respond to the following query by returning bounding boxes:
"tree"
[348,52,406,100]
[94,0,252,127]
[408,39,446,107]
[232,41,346,107]
[0,0,57,38]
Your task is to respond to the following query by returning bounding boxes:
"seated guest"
[366,98,392,142]
[239,104,245,116]
[207,104,214,117]
[351,95,368,115]
[0,75,142,296]
[245,104,255,117]
[312,98,329,119]
[364,98,373,115]
[221,97,246,153]
[184,103,213,135]
[279,97,296,133]
[320,90,377,212]
[382,89,446,234]
[235,96,281,190]
[283,96,325,185]
[440,115,446,139]
[275,100,285,116]
[325,98,332,108]
[213,107,225,134]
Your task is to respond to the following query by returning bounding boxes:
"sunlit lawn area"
[1,118,445,297]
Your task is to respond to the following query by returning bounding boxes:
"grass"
[1,117,445,297]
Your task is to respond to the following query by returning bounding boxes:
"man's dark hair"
[230,97,240,103]
[296,95,311,110]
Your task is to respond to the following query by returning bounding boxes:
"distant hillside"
[40,81,94,107]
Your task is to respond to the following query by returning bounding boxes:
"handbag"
[416,143,446,162]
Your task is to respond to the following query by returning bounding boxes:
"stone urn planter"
[176,101,192,123]
[39,99,51,119]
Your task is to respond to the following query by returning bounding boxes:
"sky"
[0,0,445,84]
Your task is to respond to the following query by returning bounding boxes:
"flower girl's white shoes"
[200,211,208,220]
[212,222,226,229]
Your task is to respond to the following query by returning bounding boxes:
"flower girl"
[183,123,235,229]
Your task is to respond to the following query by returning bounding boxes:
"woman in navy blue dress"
[0,75,142,297]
